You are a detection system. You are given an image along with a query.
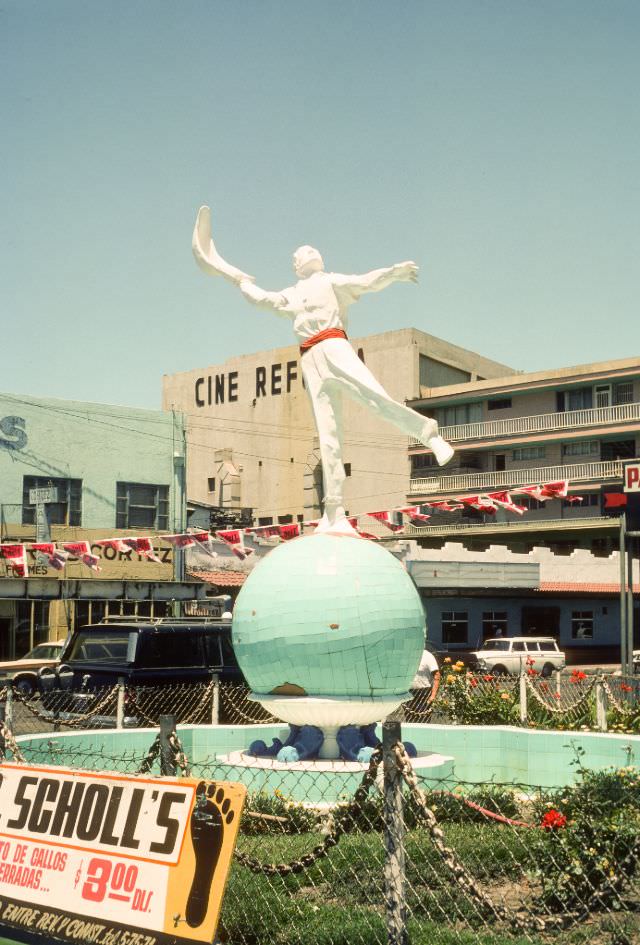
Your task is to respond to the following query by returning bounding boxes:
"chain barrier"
[234,746,383,876]
[168,731,191,775]
[0,719,26,763]
[12,684,119,727]
[524,672,597,714]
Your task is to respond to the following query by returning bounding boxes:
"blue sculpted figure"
[248,724,325,761]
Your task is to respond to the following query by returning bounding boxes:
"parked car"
[39,617,245,723]
[0,641,65,696]
[469,636,566,677]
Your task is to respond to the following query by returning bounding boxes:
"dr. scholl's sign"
[0,763,246,945]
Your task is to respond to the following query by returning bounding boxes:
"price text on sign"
[624,463,640,493]
[0,763,246,945]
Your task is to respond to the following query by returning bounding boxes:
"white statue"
[193,206,453,535]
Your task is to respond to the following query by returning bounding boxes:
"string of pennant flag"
[0,479,580,578]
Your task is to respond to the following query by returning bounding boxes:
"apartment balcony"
[408,459,624,497]
[409,402,640,447]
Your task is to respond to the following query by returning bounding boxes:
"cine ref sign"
[0,763,246,945]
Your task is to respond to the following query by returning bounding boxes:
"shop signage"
[28,488,59,506]
[623,462,640,493]
[0,763,245,945]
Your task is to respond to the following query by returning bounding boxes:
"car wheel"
[13,677,35,698]
[492,665,507,676]
[541,663,554,678]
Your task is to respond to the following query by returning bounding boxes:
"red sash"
[300,327,348,354]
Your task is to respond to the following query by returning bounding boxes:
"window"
[207,477,216,492]
[22,477,82,527]
[601,439,636,461]
[442,611,468,645]
[571,611,594,640]
[137,632,203,667]
[278,514,293,524]
[116,482,169,530]
[518,495,544,511]
[411,453,438,474]
[434,402,482,427]
[487,398,512,411]
[512,446,546,461]
[258,516,273,526]
[512,641,527,652]
[344,463,352,477]
[557,387,593,412]
[482,612,508,640]
[494,454,506,472]
[562,493,599,508]
[562,440,599,457]
[614,382,634,405]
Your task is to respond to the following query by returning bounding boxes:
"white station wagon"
[471,636,566,677]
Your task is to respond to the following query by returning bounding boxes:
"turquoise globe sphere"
[232,534,425,697]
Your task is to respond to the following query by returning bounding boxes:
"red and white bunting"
[366,510,404,532]
[397,506,431,525]
[122,537,162,563]
[215,529,254,560]
[61,541,101,572]
[0,544,29,578]
[278,523,300,541]
[32,542,70,570]
[0,481,584,576]
[486,491,526,515]
[94,538,130,553]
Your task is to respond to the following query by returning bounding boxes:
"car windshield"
[66,631,134,664]
[23,644,61,660]
[481,640,510,651]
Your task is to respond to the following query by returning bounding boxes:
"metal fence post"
[211,674,220,725]
[555,670,562,698]
[382,720,408,945]
[5,684,14,734]
[0,702,5,760]
[596,678,608,732]
[519,672,527,724]
[116,677,126,730]
[159,715,177,777]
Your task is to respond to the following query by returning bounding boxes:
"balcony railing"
[409,401,640,447]
[408,460,624,496]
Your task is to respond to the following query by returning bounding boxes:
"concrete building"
[162,328,513,526]
[0,393,193,658]
[398,356,640,662]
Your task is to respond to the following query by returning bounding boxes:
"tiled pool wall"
[16,723,640,793]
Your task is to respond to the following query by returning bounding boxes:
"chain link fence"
[1,712,639,945]
[2,670,639,737]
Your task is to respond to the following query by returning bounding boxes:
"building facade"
[396,357,640,663]
[0,393,189,658]
[162,328,513,527]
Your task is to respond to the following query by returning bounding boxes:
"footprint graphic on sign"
[185,781,235,928]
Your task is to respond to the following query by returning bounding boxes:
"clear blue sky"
[2,0,638,409]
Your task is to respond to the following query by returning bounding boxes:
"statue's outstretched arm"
[238,279,293,317]
[192,206,255,285]
[332,261,418,301]
[193,206,292,317]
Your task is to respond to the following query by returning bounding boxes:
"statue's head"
[293,245,324,278]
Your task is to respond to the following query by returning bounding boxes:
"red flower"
[527,668,539,677]
[621,683,633,693]
[483,675,493,682]
[526,657,536,666]
[541,809,567,830]
[470,677,478,688]
[554,692,561,700]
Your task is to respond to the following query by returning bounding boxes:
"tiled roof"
[539,581,640,594]
[188,569,247,587]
